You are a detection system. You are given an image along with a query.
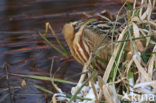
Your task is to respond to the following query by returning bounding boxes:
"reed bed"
[39,0,156,103]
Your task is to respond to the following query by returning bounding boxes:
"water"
[0,0,121,103]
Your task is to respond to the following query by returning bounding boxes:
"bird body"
[63,16,123,74]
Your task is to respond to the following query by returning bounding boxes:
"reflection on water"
[0,0,121,103]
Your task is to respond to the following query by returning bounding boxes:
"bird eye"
[71,22,81,33]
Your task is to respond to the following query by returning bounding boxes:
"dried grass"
[45,0,156,102]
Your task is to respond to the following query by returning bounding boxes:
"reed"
[40,0,156,102]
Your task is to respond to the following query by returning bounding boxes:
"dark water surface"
[0,0,121,103]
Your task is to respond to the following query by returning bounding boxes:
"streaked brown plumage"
[62,16,123,74]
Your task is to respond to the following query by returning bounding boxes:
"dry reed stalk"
[147,45,156,79]
[103,26,128,83]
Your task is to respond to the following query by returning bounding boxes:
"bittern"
[63,16,123,75]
